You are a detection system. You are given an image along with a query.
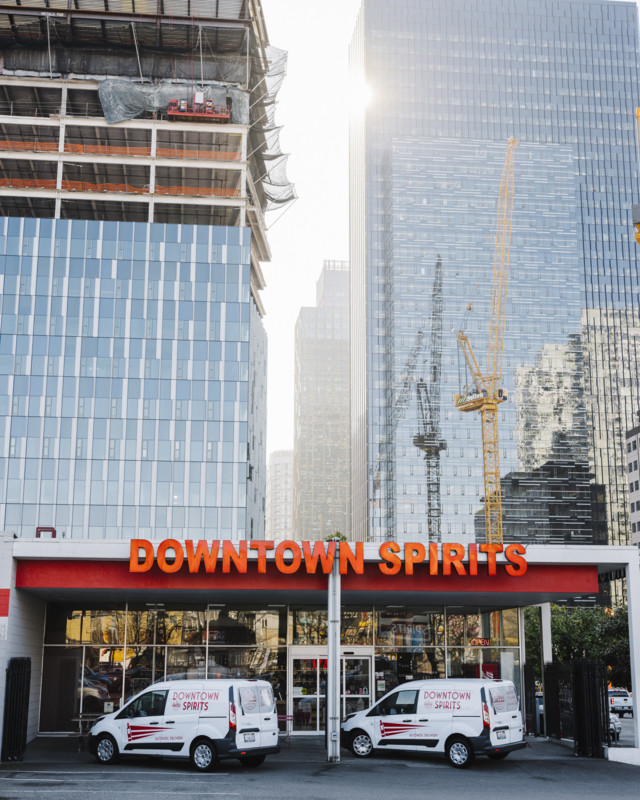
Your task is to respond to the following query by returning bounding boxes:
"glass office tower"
[0,2,291,541]
[0,218,265,541]
[293,261,351,540]
[350,0,640,546]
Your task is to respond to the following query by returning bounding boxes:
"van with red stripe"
[341,678,525,768]
[89,679,279,771]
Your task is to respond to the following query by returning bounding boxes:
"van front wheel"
[446,736,474,769]
[190,738,218,772]
[350,730,374,758]
[94,733,118,765]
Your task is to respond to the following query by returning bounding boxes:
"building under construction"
[0,1,293,541]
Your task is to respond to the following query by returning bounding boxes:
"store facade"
[1,534,639,760]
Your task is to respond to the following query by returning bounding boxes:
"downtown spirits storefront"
[1,534,639,754]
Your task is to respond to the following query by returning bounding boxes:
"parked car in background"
[608,688,633,717]
[609,713,622,742]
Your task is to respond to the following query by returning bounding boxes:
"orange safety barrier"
[0,140,58,153]
[0,139,241,162]
[0,177,241,199]
[155,185,241,198]
[156,147,241,162]
[64,143,152,157]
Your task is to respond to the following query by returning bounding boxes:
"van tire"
[445,736,474,769]
[239,755,265,767]
[190,738,218,772]
[350,730,374,758]
[94,733,118,765]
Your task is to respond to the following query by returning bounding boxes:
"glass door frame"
[287,645,373,735]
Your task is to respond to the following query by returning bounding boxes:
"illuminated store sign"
[130,540,527,577]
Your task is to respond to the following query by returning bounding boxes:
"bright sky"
[260,0,363,455]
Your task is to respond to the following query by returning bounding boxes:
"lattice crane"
[454,139,518,545]
[395,256,446,541]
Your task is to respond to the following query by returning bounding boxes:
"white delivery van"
[88,679,280,771]
[341,678,525,768]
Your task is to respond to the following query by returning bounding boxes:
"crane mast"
[454,139,518,545]
[414,256,446,541]
[394,257,446,541]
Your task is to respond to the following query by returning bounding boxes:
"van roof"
[152,678,270,690]
[405,678,512,686]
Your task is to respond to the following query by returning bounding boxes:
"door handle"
[148,721,159,725]
[402,719,412,722]
[165,721,175,724]
[418,719,429,722]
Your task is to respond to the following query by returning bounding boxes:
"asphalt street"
[0,726,638,800]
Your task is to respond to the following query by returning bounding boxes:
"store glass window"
[123,646,165,697]
[446,647,520,693]
[207,607,285,646]
[446,608,519,647]
[374,648,445,700]
[376,608,444,647]
[289,608,327,645]
[166,646,206,679]
[44,606,124,645]
[341,609,373,645]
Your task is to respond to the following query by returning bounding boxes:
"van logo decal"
[379,721,425,738]
[127,723,172,742]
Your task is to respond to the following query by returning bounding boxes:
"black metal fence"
[543,659,607,757]
[1,657,31,762]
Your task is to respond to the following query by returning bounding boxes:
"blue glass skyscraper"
[350,0,640,547]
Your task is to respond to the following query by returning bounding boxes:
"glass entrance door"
[288,647,372,734]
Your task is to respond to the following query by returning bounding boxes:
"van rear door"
[486,683,523,745]
[236,684,264,751]
[257,684,279,749]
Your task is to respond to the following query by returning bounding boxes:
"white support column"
[540,602,553,664]
[625,556,640,749]
[517,606,525,697]
[149,126,157,224]
[55,115,64,219]
[240,131,247,228]
[326,545,341,762]
[539,602,552,738]
[607,553,640,765]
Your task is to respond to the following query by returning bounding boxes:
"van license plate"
[244,733,256,743]
[496,731,506,740]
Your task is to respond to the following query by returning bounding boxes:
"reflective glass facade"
[350,0,640,546]
[0,217,266,540]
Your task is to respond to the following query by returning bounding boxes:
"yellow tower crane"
[453,138,518,545]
